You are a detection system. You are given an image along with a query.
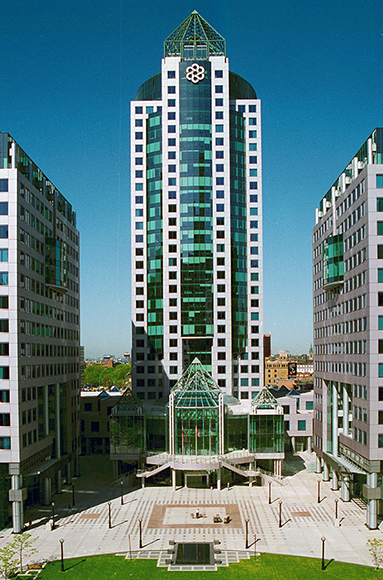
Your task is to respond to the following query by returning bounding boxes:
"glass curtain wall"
[179,61,213,371]
[229,110,247,358]
[249,415,284,453]
[146,111,164,358]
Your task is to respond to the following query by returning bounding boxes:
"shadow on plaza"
[25,455,140,529]
[282,452,305,477]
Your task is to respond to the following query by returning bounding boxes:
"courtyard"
[0,452,381,570]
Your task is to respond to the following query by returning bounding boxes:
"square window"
[135,119,143,127]
[168,151,176,159]
[136,235,143,243]
[216,191,224,198]
[215,70,223,78]
[216,125,223,132]
[135,145,143,152]
[168,70,176,78]
[216,138,224,146]
[168,112,176,120]
[378,198,383,211]
[135,106,143,114]
[216,164,224,172]
[215,111,224,119]
[0,227,8,239]
[249,143,257,151]
[248,118,257,125]
[215,85,223,93]
[215,98,223,106]
[238,105,246,112]
[168,138,176,146]
[249,105,256,112]
[0,203,8,216]
[168,86,176,94]
[135,132,143,139]
[169,191,176,199]
[298,420,306,431]
[216,204,224,212]
[168,99,176,107]
[249,130,257,138]
[216,177,224,185]
[146,106,153,114]
[216,151,224,159]
[377,175,383,188]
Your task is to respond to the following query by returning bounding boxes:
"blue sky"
[1,0,382,357]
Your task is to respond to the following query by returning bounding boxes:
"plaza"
[0,453,379,570]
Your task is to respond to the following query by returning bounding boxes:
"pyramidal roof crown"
[164,11,226,59]
[171,357,221,408]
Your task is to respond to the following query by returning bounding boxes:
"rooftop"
[164,11,226,59]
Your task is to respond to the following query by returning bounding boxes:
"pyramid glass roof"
[111,387,143,415]
[164,11,226,59]
[252,387,280,410]
[171,358,221,408]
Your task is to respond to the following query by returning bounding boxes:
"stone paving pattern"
[0,452,380,568]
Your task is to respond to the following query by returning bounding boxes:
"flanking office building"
[313,128,383,529]
[131,11,263,401]
[0,133,80,532]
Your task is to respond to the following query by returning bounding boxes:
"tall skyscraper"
[131,11,263,400]
[0,133,80,532]
[313,128,383,529]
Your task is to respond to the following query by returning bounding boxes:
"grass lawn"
[32,552,381,579]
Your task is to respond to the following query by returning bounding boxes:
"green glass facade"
[323,234,343,288]
[146,111,163,356]
[179,61,213,370]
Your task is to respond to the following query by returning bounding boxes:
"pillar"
[343,385,349,436]
[217,468,221,491]
[315,455,322,474]
[11,473,22,533]
[274,459,282,476]
[141,477,145,488]
[322,462,329,482]
[341,473,350,502]
[172,469,176,490]
[44,477,52,505]
[332,383,338,457]
[66,462,72,484]
[366,472,378,530]
[56,470,62,494]
[291,436,296,453]
[307,436,312,452]
[331,469,338,491]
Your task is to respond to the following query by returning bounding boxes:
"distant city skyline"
[1,0,382,358]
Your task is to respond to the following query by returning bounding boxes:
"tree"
[366,538,383,569]
[11,532,38,572]
[0,543,19,578]
[84,364,104,386]
[100,368,115,388]
[114,364,131,382]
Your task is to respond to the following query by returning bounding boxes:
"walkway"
[0,453,379,568]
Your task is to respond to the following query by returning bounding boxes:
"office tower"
[313,128,383,529]
[0,133,80,532]
[131,11,263,400]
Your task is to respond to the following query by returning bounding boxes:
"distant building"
[80,390,122,455]
[270,383,313,452]
[264,351,289,385]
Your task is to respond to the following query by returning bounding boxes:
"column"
[315,454,322,474]
[332,383,338,457]
[217,467,221,491]
[44,477,52,505]
[343,385,349,436]
[56,470,62,494]
[66,461,72,484]
[172,469,176,490]
[331,469,338,491]
[274,460,282,476]
[11,474,22,533]
[366,472,378,530]
[341,473,350,501]
[291,436,296,453]
[307,436,312,452]
[322,462,329,482]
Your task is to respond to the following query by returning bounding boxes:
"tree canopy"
[84,364,131,387]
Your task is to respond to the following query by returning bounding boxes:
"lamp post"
[278,501,282,528]
[334,499,338,519]
[120,481,124,506]
[139,519,142,549]
[317,480,321,503]
[245,519,249,549]
[59,539,65,572]
[108,502,112,529]
[268,481,272,505]
[321,536,326,570]
[72,482,75,507]
[51,502,55,530]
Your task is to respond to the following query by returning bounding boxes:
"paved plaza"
[0,452,380,569]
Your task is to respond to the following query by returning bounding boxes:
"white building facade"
[0,133,80,532]
[131,11,263,402]
[313,128,383,529]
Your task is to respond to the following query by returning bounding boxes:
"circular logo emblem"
[186,63,205,84]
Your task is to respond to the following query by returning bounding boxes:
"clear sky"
[1,0,382,358]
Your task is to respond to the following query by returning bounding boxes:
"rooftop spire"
[164,11,226,60]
